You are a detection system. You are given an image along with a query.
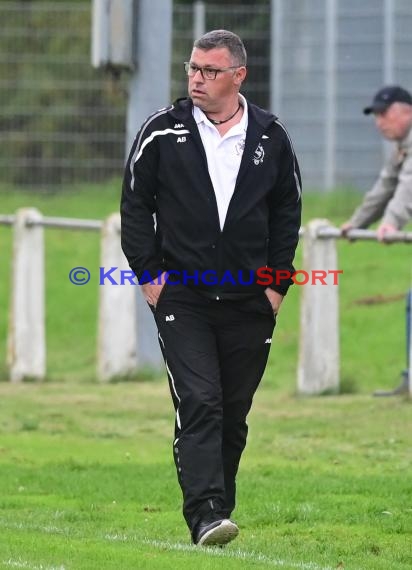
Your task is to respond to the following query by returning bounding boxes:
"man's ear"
[234,66,247,86]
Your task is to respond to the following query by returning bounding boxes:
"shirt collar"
[193,94,248,132]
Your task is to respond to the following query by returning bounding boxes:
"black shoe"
[193,518,239,547]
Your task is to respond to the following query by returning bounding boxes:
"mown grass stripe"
[107,535,339,570]
[3,559,66,570]
[1,521,339,570]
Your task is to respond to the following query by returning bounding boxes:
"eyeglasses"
[184,62,240,80]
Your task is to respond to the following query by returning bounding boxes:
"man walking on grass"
[121,29,301,546]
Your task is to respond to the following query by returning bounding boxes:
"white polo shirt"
[193,94,248,230]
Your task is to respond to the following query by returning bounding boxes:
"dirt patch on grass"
[353,293,404,306]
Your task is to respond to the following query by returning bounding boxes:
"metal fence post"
[298,219,340,395]
[324,0,337,190]
[7,208,46,382]
[97,213,138,381]
[383,0,395,84]
[125,0,172,155]
[124,0,171,371]
[408,288,412,396]
[270,0,283,116]
[193,0,206,41]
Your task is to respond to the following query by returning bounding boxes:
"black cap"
[363,85,412,115]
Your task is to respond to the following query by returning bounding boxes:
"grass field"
[0,380,411,569]
[0,183,411,569]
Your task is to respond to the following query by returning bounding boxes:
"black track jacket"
[121,97,302,299]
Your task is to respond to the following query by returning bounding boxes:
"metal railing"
[2,212,411,393]
[2,209,143,382]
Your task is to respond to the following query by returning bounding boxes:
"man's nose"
[193,68,204,81]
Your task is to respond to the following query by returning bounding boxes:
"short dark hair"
[194,30,247,67]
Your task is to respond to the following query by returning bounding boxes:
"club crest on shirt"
[253,143,265,165]
[235,138,246,156]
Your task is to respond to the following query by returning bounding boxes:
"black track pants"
[151,282,276,531]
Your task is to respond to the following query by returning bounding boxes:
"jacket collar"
[169,97,278,192]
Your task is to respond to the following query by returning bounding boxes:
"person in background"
[342,86,412,397]
[121,30,301,546]
[341,85,412,241]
